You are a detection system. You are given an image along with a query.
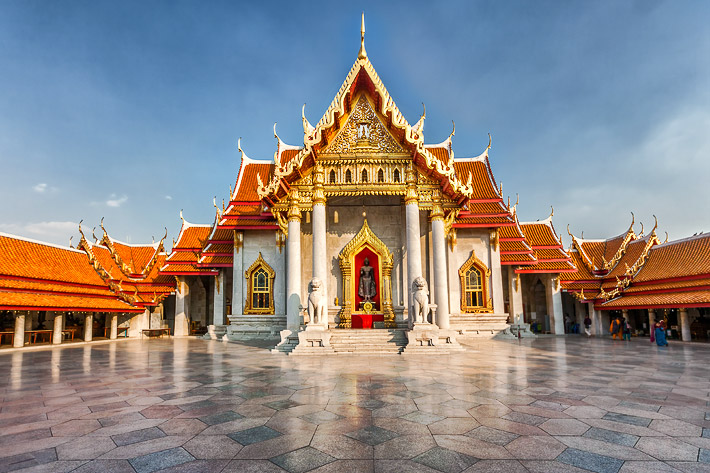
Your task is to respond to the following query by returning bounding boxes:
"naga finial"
[639,221,644,237]
[549,206,554,219]
[450,120,455,138]
[487,133,492,150]
[100,216,107,236]
[180,209,185,224]
[92,227,98,243]
[567,224,573,238]
[358,12,367,59]
[664,231,669,243]
[69,236,73,249]
[652,215,658,234]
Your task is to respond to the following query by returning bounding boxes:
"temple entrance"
[337,218,396,329]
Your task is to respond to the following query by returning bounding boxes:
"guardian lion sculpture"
[412,277,429,324]
[308,278,327,326]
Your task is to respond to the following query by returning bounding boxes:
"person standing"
[622,319,632,341]
[655,320,669,347]
[584,315,592,337]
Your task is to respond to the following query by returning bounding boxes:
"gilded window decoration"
[458,250,493,313]
[244,252,275,315]
[345,169,352,183]
[377,168,384,182]
[329,170,336,184]
[393,168,401,182]
[361,169,368,183]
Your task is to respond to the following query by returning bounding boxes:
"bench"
[141,328,171,339]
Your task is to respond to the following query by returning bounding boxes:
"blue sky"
[1,0,708,248]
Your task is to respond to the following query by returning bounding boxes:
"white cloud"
[33,183,48,193]
[0,221,78,246]
[165,195,173,200]
[106,194,128,207]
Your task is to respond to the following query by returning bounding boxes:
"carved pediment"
[323,95,405,155]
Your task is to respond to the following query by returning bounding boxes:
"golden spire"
[358,12,367,59]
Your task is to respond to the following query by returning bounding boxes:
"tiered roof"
[76,222,175,308]
[514,213,576,274]
[558,217,710,310]
[597,233,710,310]
[0,233,143,312]
[160,214,218,276]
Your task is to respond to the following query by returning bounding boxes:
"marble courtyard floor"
[2,337,710,473]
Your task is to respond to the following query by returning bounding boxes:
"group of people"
[610,316,633,341]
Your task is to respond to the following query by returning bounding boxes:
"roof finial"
[180,209,185,224]
[69,235,74,249]
[487,133,492,150]
[450,120,456,138]
[358,12,367,59]
[549,206,554,219]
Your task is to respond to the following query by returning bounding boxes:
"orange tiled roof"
[599,290,710,309]
[500,253,537,264]
[560,251,596,282]
[520,221,562,248]
[233,161,274,202]
[0,233,147,312]
[425,146,450,163]
[0,292,141,312]
[453,160,501,201]
[455,216,514,226]
[173,224,212,250]
[624,277,710,294]
[633,234,710,283]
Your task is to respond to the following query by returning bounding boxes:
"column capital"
[404,165,418,205]
[430,191,444,221]
[288,189,302,222]
[312,165,326,205]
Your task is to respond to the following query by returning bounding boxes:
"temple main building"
[1,18,709,351]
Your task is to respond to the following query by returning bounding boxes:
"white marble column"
[680,308,691,341]
[84,313,93,342]
[213,270,225,326]
[508,271,524,324]
[232,232,244,317]
[13,312,25,348]
[430,195,449,329]
[52,312,63,345]
[312,167,328,327]
[110,314,118,339]
[174,277,190,336]
[546,275,564,334]
[286,193,302,331]
[489,231,505,314]
[404,166,423,320]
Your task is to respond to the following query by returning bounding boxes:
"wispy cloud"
[165,195,172,200]
[106,194,128,208]
[0,221,78,246]
[32,183,48,193]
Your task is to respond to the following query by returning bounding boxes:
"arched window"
[245,253,275,314]
[329,170,336,184]
[345,169,352,183]
[361,169,368,183]
[333,210,339,224]
[393,169,401,183]
[458,250,493,313]
[377,168,384,182]
[463,266,484,308]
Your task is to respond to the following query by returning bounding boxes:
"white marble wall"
[447,229,493,315]
[241,231,286,316]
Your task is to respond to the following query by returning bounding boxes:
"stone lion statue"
[412,277,429,324]
[308,278,327,326]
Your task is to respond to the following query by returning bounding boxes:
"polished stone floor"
[1,336,710,473]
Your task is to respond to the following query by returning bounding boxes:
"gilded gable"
[323,95,405,154]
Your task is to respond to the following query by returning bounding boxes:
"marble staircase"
[449,313,512,337]
[328,329,408,355]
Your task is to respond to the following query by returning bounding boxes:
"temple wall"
[241,231,286,316]
[188,276,207,327]
[322,197,405,324]
[447,229,493,315]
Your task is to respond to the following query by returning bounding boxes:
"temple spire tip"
[358,12,367,59]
